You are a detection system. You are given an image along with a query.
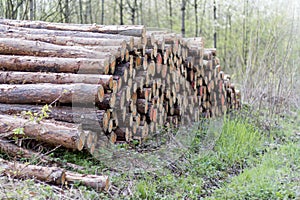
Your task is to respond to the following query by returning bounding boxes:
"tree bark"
[0,71,113,90]
[0,158,66,185]
[120,0,124,25]
[0,138,86,171]
[181,0,186,37]
[0,18,146,37]
[0,24,138,45]
[65,171,109,191]
[0,104,110,133]
[101,0,105,24]
[0,83,105,105]
[0,55,110,74]
[0,114,85,150]
[0,38,112,59]
[0,157,109,190]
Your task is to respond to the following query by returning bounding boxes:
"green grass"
[208,142,300,200]
[1,111,299,199]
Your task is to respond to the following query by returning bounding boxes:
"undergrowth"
[0,109,299,199]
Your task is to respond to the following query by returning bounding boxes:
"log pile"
[0,19,240,189]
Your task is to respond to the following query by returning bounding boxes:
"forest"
[0,0,299,199]
[1,0,299,111]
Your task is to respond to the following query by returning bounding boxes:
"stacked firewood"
[0,19,240,189]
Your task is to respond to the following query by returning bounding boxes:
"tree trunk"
[0,158,66,185]
[194,0,198,37]
[29,0,35,20]
[79,0,84,23]
[0,83,105,105]
[0,138,86,171]
[0,24,138,43]
[181,0,186,37]
[0,104,110,133]
[0,38,114,59]
[0,114,85,150]
[101,0,105,24]
[213,0,217,48]
[169,0,173,30]
[0,55,110,74]
[0,71,113,89]
[0,157,109,190]
[65,171,109,191]
[0,18,146,37]
[120,0,124,25]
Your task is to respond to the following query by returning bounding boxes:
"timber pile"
[0,19,240,189]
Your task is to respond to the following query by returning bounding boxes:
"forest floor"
[0,106,299,199]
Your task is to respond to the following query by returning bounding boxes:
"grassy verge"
[0,110,299,199]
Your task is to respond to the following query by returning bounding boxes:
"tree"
[181,0,187,37]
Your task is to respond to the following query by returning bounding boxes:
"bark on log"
[0,138,86,171]
[0,83,105,105]
[0,19,146,38]
[0,38,112,59]
[0,71,113,89]
[0,114,85,150]
[0,24,143,50]
[65,171,109,191]
[0,158,66,185]
[0,32,127,48]
[0,104,110,133]
[0,55,110,74]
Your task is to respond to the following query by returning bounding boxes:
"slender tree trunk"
[88,0,93,23]
[199,0,206,34]
[224,11,228,68]
[120,0,124,25]
[154,0,160,27]
[64,0,70,23]
[139,1,143,24]
[213,0,217,48]
[29,0,35,20]
[113,0,117,24]
[79,0,83,23]
[169,0,172,30]
[58,0,64,23]
[181,0,186,37]
[101,0,105,24]
[194,0,198,37]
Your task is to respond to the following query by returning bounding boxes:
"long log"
[0,83,104,105]
[0,158,66,185]
[0,157,109,190]
[0,138,86,171]
[0,19,146,38]
[0,32,127,48]
[0,71,113,89]
[0,104,110,133]
[0,55,110,74]
[0,114,85,150]
[0,24,143,50]
[0,38,112,59]
[65,171,109,191]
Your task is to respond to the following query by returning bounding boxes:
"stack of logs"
[0,19,241,189]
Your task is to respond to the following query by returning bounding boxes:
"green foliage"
[24,104,51,123]
[215,116,264,165]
